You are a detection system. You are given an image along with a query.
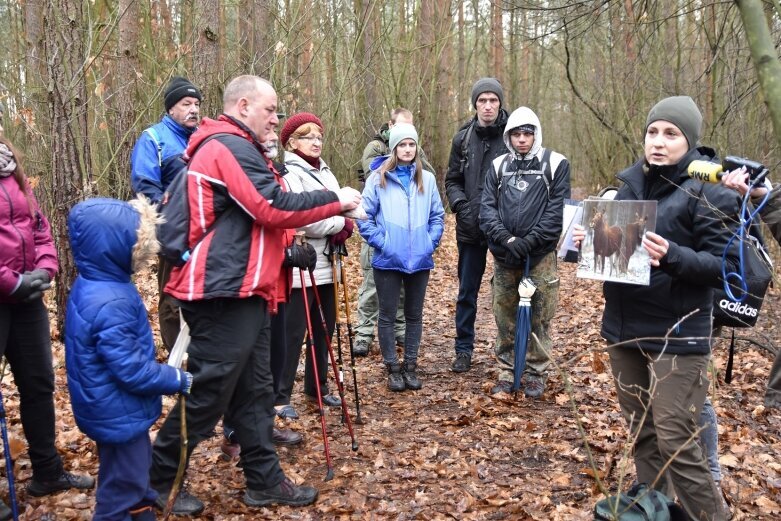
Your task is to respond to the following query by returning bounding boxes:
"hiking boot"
[306,393,341,408]
[244,477,318,507]
[129,506,156,521]
[154,487,205,516]
[402,361,422,390]
[386,362,405,392]
[395,337,406,348]
[490,381,513,395]
[275,404,299,419]
[220,435,240,461]
[353,339,370,357]
[524,378,545,399]
[273,427,303,446]
[0,500,11,521]
[27,471,95,497]
[451,352,472,373]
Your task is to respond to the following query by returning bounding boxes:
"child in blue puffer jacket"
[358,123,444,392]
[65,197,192,521]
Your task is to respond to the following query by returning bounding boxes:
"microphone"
[687,156,767,184]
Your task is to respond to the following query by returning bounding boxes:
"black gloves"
[505,237,530,262]
[283,242,318,272]
[11,270,52,302]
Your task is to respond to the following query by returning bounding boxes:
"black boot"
[402,361,422,390]
[0,500,12,521]
[386,362,405,392]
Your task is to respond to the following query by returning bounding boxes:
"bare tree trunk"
[114,0,141,201]
[193,0,222,113]
[736,0,781,149]
[490,0,503,76]
[43,0,93,328]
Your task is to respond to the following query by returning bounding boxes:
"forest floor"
[4,213,781,520]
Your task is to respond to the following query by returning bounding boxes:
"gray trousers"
[354,240,405,343]
[608,346,727,521]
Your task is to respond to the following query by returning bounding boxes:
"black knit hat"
[164,77,202,112]
[471,78,504,109]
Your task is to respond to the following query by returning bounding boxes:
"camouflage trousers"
[492,251,560,383]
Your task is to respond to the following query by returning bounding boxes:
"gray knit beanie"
[471,78,504,109]
[645,96,702,150]
[389,123,418,153]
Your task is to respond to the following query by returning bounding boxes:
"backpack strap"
[144,127,163,167]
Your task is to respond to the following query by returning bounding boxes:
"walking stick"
[306,269,358,450]
[337,245,363,424]
[0,360,19,521]
[163,315,190,521]
[295,236,335,480]
[329,250,346,422]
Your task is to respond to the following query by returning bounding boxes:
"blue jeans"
[699,398,721,483]
[374,269,430,365]
[454,242,488,355]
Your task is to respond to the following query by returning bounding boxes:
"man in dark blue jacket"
[131,76,202,352]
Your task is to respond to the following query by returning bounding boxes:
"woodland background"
[2,0,781,319]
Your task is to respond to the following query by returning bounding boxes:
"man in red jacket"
[150,75,361,514]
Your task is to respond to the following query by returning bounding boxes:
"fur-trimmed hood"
[68,196,161,281]
[503,106,543,160]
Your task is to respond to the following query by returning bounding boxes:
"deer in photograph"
[619,213,648,274]
[590,208,623,275]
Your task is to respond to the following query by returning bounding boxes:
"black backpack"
[157,133,232,266]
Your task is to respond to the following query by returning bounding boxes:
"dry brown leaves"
[2,214,780,519]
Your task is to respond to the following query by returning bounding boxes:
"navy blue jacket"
[66,198,182,444]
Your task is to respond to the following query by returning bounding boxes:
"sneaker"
[490,381,513,395]
[353,339,370,357]
[273,427,303,446]
[451,352,472,373]
[220,435,241,461]
[0,500,12,521]
[275,404,299,419]
[27,471,95,497]
[244,477,318,507]
[154,487,205,516]
[524,378,545,399]
[306,393,341,407]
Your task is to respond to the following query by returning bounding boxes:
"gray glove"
[10,273,43,302]
[21,269,52,302]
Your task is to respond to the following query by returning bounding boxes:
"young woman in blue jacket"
[358,123,444,391]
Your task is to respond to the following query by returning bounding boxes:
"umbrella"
[513,259,536,392]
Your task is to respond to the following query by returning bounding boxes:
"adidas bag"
[594,483,688,521]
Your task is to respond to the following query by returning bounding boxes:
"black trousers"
[279,284,336,403]
[0,299,63,480]
[150,297,284,491]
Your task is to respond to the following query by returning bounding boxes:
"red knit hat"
[280,112,324,147]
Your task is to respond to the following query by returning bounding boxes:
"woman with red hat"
[276,112,352,416]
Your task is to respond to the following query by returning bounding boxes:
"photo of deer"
[576,198,657,285]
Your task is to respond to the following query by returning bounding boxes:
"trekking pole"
[295,235,335,480]
[338,245,363,424]
[306,269,359,451]
[163,315,191,521]
[329,249,346,423]
[0,360,19,521]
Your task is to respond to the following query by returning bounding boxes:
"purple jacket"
[0,176,58,302]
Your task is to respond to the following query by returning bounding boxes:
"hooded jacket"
[131,115,196,204]
[163,115,343,308]
[65,198,182,444]
[480,107,571,268]
[445,109,510,245]
[282,151,346,288]
[0,176,57,302]
[601,147,741,355]
[358,159,444,273]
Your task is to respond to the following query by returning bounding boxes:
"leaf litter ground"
[3,214,781,520]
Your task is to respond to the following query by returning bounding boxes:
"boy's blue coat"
[65,198,181,444]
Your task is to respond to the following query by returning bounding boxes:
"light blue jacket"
[358,162,444,273]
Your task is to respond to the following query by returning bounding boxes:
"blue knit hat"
[389,123,418,152]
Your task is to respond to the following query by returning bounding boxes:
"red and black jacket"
[165,115,342,309]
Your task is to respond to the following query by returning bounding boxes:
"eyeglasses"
[297,135,324,144]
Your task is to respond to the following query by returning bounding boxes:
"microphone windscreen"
[687,160,723,183]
